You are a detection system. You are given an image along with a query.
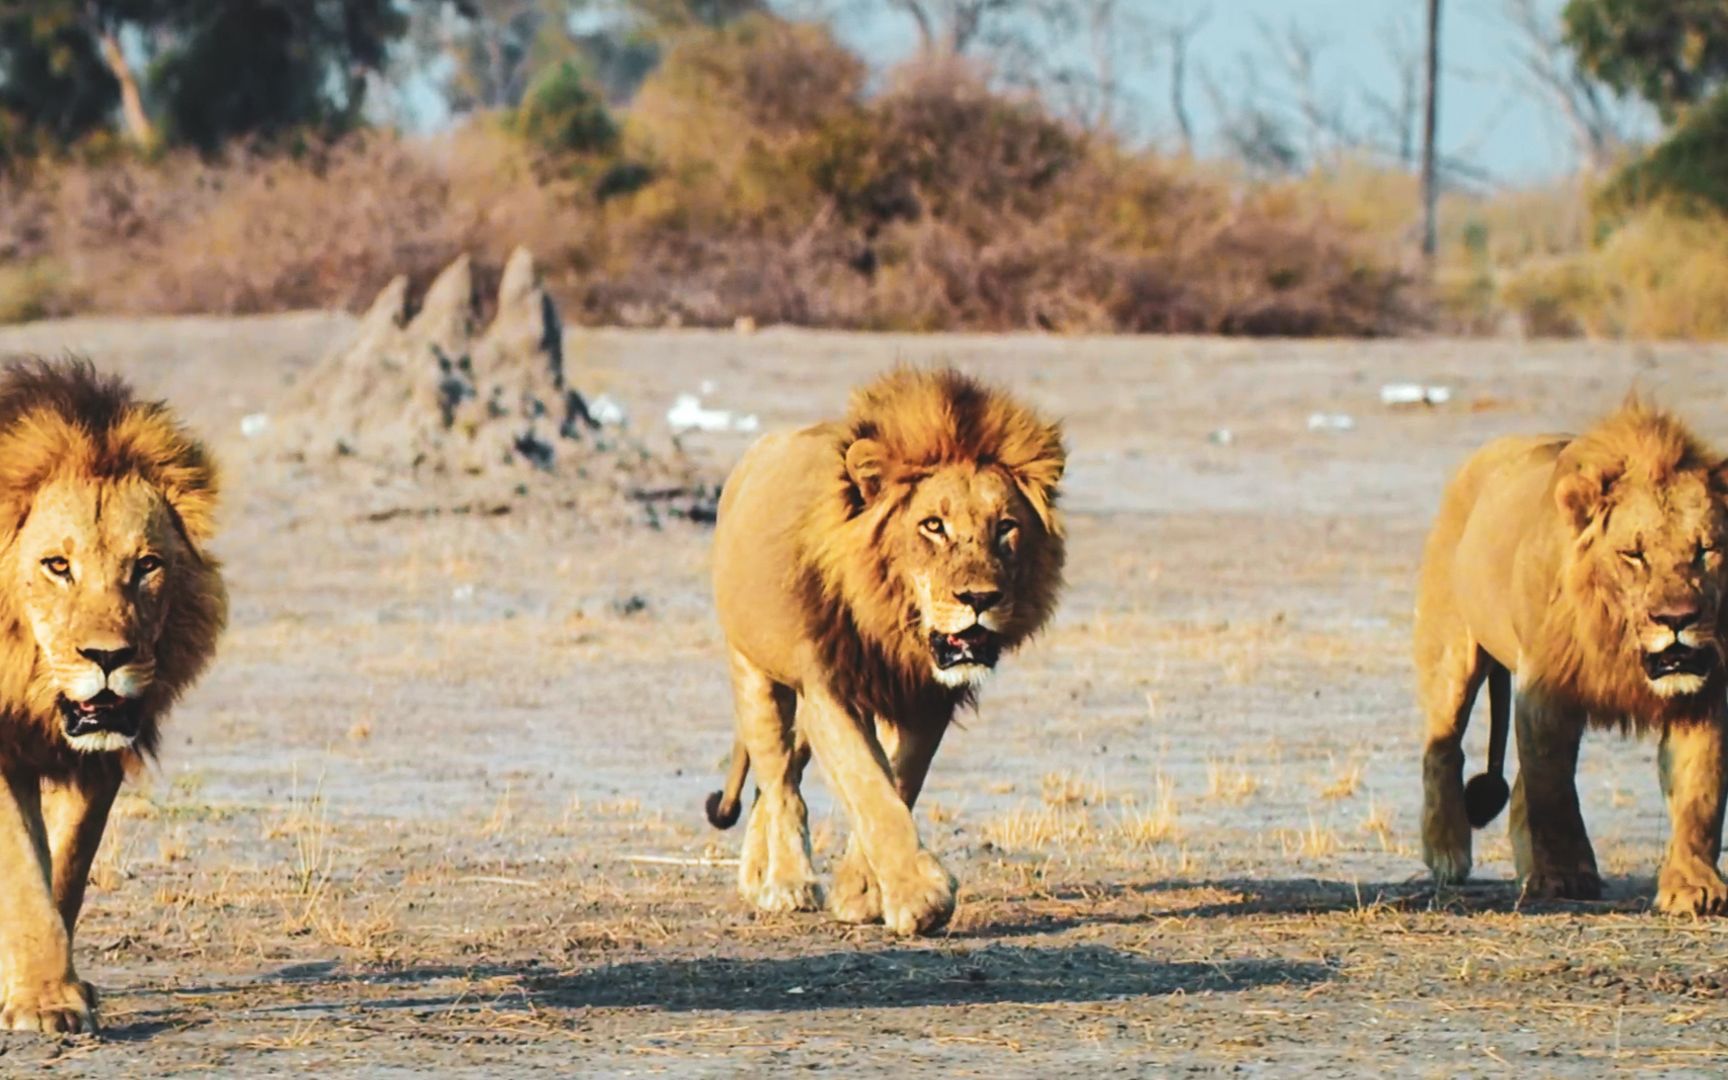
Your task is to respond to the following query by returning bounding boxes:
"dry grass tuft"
[1112,776,1182,848]
[982,803,1093,854]
[1041,771,1105,809]
[263,772,333,899]
[1318,761,1364,801]
[1279,815,1341,861]
[1206,758,1261,804]
[1358,798,1398,854]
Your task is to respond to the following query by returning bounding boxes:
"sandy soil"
[0,317,1726,1075]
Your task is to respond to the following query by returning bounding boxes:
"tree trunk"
[1420,0,1440,261]
[94,26,157,148]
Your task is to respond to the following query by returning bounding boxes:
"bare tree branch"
[1154,4,1208,153]
[887,0,937,52]
[1358,13,1420,165]
[1255,17,1354,163]
[1502,0,1628,172]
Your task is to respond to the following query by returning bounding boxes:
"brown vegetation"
[5,13,1724,340]
[0,17,1417,337]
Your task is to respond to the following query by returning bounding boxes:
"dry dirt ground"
[0,317,1726,1075]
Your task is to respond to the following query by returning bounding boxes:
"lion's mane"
[791,368,1065,716]
[1533,400,1724,728]
[0,359,227,775]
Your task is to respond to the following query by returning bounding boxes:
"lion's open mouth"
[1643,644,1717,683]
[930,625,1002,670]
[57,690,141,741]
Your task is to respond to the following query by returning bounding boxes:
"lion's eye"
[997,519,1018,538]
[41,556,70,579]
[134,555,163,579]
[1620,549,1646,567]
[919,516,945,537]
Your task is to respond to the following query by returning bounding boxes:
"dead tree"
[1420,0,1439,260]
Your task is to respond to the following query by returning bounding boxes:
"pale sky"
[819,0,1657,186]
[406,0,1655,187]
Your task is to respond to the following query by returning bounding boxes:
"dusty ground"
[0,318,1726,1075]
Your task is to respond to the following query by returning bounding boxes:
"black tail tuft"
[1464,772,1510,828]
[705,789,740,830]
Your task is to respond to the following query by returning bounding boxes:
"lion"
[1417,398,1728,915]
[0,359,226,1033]
[704,368,1064,935]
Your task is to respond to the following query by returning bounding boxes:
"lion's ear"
[1555,466,1610,533]
[1009,434,1065,530]
[844,437,889,505]
[1712,458,1728,498]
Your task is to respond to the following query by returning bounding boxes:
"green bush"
[1601,89,1728,216]
[511,61,618,158]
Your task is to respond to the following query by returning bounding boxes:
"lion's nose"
[78,646,135,674]
[1653,604,1701,632]
[955,589,1003,614]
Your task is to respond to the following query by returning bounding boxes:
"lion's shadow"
[514,944,1331,1012]
[96,875,1660,1040]
[955,874,1655,939]
[112,942,1331,1032]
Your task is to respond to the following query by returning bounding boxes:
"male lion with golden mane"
[0,359,225,1033]
[1418,399,1728,914]
[705,368,1064,935]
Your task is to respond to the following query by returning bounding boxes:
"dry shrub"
[0,15,1415,336]
[606,43,1413,334]
[125,139,463,313]
[1501,203,1728,339]
[0,129,589,320]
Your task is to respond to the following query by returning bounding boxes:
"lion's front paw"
[748,875,824,914]
[2,978,97,1035]
[1422,841,1472,887]
[878,850,956,936]
[1656,859,1728,916]
[829,848,882,925]
[1522,866,1603,902]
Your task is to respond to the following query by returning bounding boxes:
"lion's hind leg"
[1418,623,1490,886]
[728,649,821,914]
[1509,694,1601,900]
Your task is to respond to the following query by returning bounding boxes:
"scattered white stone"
[589,394,628,427]
[668,393,759,434]
[1209,428,1234,445]
[1307,412,1355,432]
[240,412,270,438]
[1380,383,1452,407]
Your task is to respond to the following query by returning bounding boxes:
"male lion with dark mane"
[705,368,1064,935]
[0,359,225,1033]
[1418,399,1728,914]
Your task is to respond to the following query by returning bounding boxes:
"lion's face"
[1563,464,1728,699]
[13,475,186,752]
[891,464,1047,688]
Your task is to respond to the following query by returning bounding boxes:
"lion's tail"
[705,740,750,830]
[1463,662,1512,828]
